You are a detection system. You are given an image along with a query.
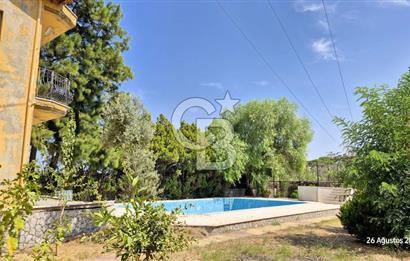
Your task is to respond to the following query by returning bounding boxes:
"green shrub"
[339,192,385,241]
[93,175,192,260]
[0,163,40,259]
[339,152,410,247]
[336,70,410,248]
[289,190,298,199]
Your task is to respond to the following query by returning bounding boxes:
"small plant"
[93,174,192,261]
[271,220,280,226]
[0,162,40,260]
[30,212,73,260]
[30,240,54,261]
[289,190,298,199]
[31,114,77,259]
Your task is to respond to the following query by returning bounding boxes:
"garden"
[1,0,410,260]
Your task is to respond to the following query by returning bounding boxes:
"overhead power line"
[216,1,337,142]
[321,0,353,120]
[266,0,334,120]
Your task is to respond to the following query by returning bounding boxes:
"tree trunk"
[29,143,37,162]
[49,151,60,169]
[245,173,253,196]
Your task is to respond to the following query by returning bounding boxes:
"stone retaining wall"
[18,201,110,249]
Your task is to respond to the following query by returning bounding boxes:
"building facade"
[0,0,76,180]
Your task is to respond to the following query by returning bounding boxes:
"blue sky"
[115,0,410,159]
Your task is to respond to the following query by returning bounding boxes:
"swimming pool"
[116,197,305,215]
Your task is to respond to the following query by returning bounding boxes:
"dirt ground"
[15,238,105,261]
[173,218,410,261]
[15,217,410,261]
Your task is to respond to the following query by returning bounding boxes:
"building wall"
[298,186,318,202]
[0,0,42,180]
[298,186,353,204]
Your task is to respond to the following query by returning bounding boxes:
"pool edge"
[182,208,339,234]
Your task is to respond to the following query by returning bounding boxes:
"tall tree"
[34,0,133,198]
[151,115,185,198]
[102,92,159,197]
[151,116,227,199]
[151,114,182,176]
[204,119,248,185]
[226,99,313,195]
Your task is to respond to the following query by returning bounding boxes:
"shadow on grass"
[319,226,350,235]
[274,226,410,260]
[234,253,274,261]
[276,231,354,250]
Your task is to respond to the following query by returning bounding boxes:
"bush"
[0,163,40,259]
[93,175,192,260]
[289,190,298,199]
[339,152,410,247]
[339,193,385,241]
[336,71,410,248]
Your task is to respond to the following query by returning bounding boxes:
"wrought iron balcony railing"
[36,67,73,105]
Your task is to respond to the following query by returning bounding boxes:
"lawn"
[16,218,410,261]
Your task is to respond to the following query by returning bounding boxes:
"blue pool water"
[116,198,304,215]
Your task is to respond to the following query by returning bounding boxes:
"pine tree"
[33,0,133,199]
[151,114,182,175]
[151,115,185,198]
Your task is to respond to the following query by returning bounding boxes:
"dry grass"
[15,238,105,261]
[172,218,410,261]
[14,218,410,261]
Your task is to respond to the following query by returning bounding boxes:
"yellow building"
[0,0,77,181]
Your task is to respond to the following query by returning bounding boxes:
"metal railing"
[36,67,73,105]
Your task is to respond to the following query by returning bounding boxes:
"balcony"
[41,0,77,45]
[33,68,73,125]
